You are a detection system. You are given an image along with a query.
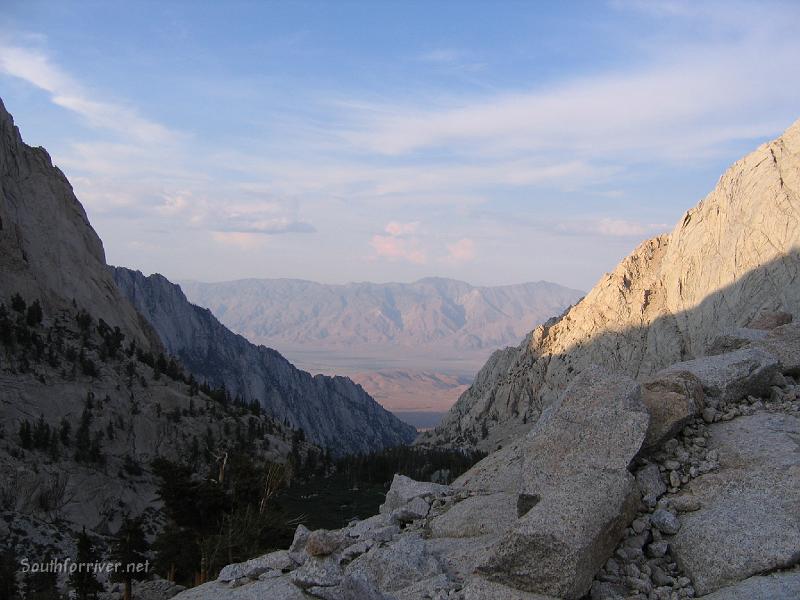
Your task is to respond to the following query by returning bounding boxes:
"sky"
[1,1,800,291]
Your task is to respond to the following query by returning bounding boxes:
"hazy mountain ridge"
[112,267,417,455]
[179,277,584,371]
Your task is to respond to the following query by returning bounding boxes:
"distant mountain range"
[180,277,584,374]
[179,278,583,424]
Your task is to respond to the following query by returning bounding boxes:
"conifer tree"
[0,549,20,600]
[69,529,102,600]
[111,516,150,600]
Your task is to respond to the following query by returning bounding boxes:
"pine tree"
[74,408,92,462]
[111,516,150,600]
[59,418,72,446]
[0,549,20,600]
[10,294,26,314]
[69,529,102,600]
[18,420,32,450]
[25,300,43,327]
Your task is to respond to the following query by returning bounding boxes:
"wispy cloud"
[334,4,800,166]
[0,43,176,144]
[557,218,669,238]
[417,48,463,64]
[211,231,268,250]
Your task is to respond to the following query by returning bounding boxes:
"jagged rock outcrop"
[112,268,417,455]
[451,367,649,599]
[425,118,800,451]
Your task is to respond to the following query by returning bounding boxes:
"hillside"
[112,267,417,455]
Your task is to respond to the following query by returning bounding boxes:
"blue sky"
[2,1,799,290]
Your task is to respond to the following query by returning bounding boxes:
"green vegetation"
[277,445,486,531]
[151,454,295,587]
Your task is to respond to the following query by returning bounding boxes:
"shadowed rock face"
[425,117,800,452]
[112,267,417,456]
[0,98,157,350]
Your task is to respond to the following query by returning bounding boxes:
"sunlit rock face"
[426,118,800,452]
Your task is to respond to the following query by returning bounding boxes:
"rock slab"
[474,367,650,599]
[670,412,800,595]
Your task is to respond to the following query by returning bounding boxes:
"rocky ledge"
[172,313,800,600]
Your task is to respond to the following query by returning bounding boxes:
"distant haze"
[180,276,583,425]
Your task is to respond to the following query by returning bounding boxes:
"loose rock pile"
[592,368,800,600]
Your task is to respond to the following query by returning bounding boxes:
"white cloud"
[336,8,800,164]
[370,221,427,263]
[385,221,420,236]
[444,238,476,263]
[370,234,427,264]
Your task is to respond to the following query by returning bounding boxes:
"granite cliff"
[424,118,800,451]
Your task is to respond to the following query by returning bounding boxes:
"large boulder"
[639,370,705,451]
[462,576,561,600]
[425,535,505,583]
[429,492,517,538]
[753,322,800,376]
[131,579,186,600]
[307,574,390,600]
[747,310,793,330]
[478,470,639,599]
[707,327,768,355]
[470,367,649,599]
[217,550,294,583]
[345,534,443,593]
[658,348,779,408]
[172,574,305,600]
[698,572,800,600]
[379,474,450,514]
[670,412,800,595]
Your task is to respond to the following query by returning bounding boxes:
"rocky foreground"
[170,315,800,600]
